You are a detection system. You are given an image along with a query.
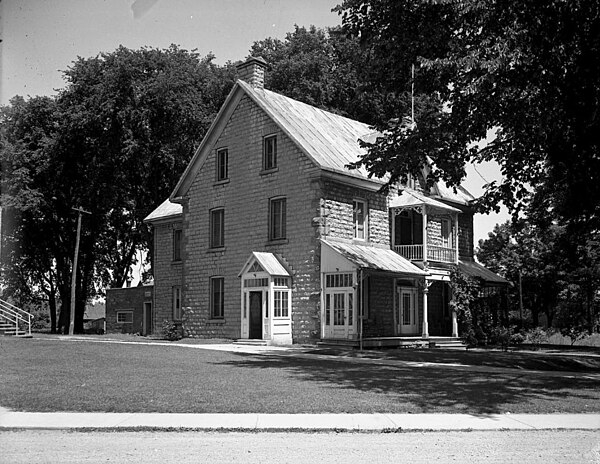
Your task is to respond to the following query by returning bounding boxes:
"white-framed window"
[353,199,367,240]
[269,197,286,241]
[263,135,277,170]
[216,148,228,181]
[116,311,133,323]
[273,277,290,318]
[173,229,182,261]
[172,286,182,321]
[210,208,225,248]
[210,277,224,319]
[441,218,452,248]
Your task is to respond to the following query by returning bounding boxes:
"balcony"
[394,244,456,264]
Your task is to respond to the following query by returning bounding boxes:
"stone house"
[144,56,506,346]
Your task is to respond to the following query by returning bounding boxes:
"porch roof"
[388,189,462,213]
[459,260,510,286]
[322,240,429,277]
[238,252,291,277]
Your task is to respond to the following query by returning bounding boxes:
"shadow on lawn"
[216,352,600,414]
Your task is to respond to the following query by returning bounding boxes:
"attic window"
[263,135,277,170]
[216,148,228,181]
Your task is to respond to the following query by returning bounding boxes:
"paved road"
[1,430,599,463]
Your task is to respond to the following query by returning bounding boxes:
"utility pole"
[69,207,91,335]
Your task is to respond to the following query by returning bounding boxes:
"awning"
[238,252,291,277]
[388,189,462,213]
[321,240,429,277]
[459,260,510,286]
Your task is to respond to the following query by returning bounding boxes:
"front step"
[429,339,467,350]
[234,339,268,346]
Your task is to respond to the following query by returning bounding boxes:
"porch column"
[454,214,459,264]
[422,205,428,263]
[421,279,429,338]
[452,310,459,337]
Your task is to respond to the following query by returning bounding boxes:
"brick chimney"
[236,56,267,89]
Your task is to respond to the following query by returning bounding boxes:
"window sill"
[207,318,225,324]
[171,259,183,265]
[213,178,230,186]
[260,167,279,176]
[265,239,289,246]
[207,247,226,253]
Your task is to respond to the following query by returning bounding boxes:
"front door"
[249,291,262,339]
[324,291,354,339]
[397,287,418,335]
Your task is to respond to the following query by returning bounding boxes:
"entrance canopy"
[238,252,291,277]
[459,260,510,286]
[321,240,429,277]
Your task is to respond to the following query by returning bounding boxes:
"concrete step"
[234,339,268,346]
[429,339,467,350]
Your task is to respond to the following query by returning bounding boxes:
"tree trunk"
[49,293,57,334]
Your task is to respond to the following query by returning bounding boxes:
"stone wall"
[152,221,183,332]
[181,94,322,343]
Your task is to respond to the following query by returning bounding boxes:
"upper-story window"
[353,200,367,240]
[173,229,182,261]
[263,135,277,170]
[216,148,228,181]
[441,218,452,248]
[210,208,225,248]
[269,197,286,241]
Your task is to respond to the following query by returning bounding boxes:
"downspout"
[359,268,364,351]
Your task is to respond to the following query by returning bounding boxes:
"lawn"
[1,336,599,414]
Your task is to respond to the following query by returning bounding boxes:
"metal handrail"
[0,298,32,336]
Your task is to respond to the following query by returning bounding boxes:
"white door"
[397,287,418,335]
[324,290,354,339]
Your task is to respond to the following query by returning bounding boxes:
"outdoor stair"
[428,338,467,350]
[234,339,268,346]
[0,298,33,338]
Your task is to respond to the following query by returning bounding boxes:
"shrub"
[524,327,548,349]
[161,320,181,341]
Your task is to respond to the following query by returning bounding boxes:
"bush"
[524,327,548,349]
[161,320,181,341]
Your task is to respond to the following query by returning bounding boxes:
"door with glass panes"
[324,290,355,339]
[397,287,418,334]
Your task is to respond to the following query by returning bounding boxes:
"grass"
[1,335,599,415]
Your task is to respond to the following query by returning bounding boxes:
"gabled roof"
[238,252,291,277]
[144,199,182,223]
[389,189,463,213]
[322,239,429,277]
[459,260,510,286]
[170,78,474,205]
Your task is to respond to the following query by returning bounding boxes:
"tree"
[1,45,237,333]
[336,0,600,225]
[250,25,409,125]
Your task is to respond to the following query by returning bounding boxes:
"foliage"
[448,267,480,346]
[0,45,236,333]
[336,0,600,225]
[161,320,181,341]
[524,327,549,349]
[251,25,408,125]
[560,326,591,347]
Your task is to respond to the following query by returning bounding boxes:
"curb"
[1,413,599,432]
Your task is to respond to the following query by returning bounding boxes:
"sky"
[1,0,508,244]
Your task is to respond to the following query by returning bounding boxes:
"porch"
[318,336,467,350]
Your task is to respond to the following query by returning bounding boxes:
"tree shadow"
[214,352,600,414]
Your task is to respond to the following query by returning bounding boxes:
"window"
[210,208,224,248]
[216,148,228,181]
[269,197,286,240]
[441,218,452,248]
[263,135,277,170]
[116,311,133,323]
[274,290,289,317]
[325,273,353,288]
[210,277,224,319]
[172,286,182,321]
[353,200,367,240]
[173,229,182,261]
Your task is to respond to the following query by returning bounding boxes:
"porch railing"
[394,244,456,264]
[0,298,32,336]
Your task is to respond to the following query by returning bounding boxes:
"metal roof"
[238,252,291,277]
[459,260,510,285]
[388,189,463,213]
[144,199,182,223]
[240,80,379,182]
[322,240,429,276]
